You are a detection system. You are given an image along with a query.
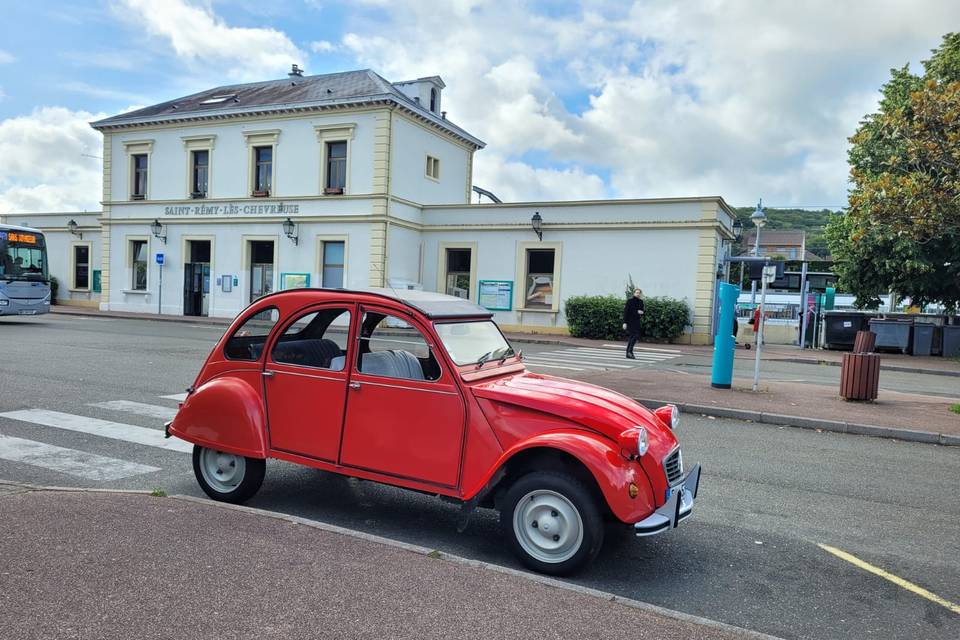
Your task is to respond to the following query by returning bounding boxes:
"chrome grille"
[663,448,683,485]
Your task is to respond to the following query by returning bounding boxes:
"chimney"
[288,64,304,78]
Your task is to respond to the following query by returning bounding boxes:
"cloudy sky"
[1,0,958,214]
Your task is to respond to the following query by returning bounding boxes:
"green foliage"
[48,276,58,304]
[733,207,834,259]
[149,488,167,497]
[641,297,692,341]
[950,404,960,415]
[565,294,691,342]
[828,32,960,311]
[565,295,624,340]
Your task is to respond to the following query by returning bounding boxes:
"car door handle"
[349,381,360,390]
[262,371,275,378]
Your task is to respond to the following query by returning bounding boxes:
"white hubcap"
[512,489,584,564]
[200,448,245,494]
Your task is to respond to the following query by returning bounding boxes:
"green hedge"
[565,294,691,342]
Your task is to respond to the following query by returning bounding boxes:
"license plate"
[18,310,37,315]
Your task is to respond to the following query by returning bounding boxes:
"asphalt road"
[1,314,958,640]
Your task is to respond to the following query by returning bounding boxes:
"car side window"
[271,308,351,371]
[224,308,280,361]
[357,312,440,381]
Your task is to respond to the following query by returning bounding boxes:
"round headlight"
[669,405,680,430]
[636,426,649,457]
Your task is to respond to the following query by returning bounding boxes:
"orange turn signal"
[628,483,639,499]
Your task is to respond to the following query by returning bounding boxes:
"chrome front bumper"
[634,464,701,537]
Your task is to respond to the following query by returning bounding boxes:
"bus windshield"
[0,230,49,282]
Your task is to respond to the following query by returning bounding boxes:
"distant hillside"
[733,207,837,259]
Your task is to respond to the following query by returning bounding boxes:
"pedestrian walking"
[622,288,645,359]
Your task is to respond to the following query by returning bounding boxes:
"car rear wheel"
[501,471,604,576]
[193,445,265,504]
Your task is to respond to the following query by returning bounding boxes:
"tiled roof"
[90,69,484,148]
[743,229,805,245]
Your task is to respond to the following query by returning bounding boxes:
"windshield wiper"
[476,346,513,369]
[475,350,496,369]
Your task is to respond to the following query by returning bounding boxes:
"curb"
[770,356,960,379]
[0,481,783,640]
[50,307,232,326]
[635,398,960,447]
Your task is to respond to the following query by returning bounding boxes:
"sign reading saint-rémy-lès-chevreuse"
[163,203,301,217]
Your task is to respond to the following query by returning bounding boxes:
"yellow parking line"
[818,543,960,615]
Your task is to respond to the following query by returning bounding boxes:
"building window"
[524,249,555,309]
[131,154,148,200]
[430,87,439,113]
[322,240,345,288]
[191,150,209,198]
[325,141,347,193]
[445,248,471,298]
[73,245,90,290]
[426,155,440,180]
[253,146,272,196]
[131,240,148,290]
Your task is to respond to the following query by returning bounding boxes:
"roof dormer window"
[200,94,237,105]
[430,88,439,113]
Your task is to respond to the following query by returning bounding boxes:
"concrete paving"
[0,487,770,640]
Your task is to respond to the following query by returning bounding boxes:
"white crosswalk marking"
[89,400,178,421]
[0,434,160,480]
[160,393,188,402]
[601,343,683,354]
[522,345,682,372]
[0,409,192,454]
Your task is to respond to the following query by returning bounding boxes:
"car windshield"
[435,320,513,366]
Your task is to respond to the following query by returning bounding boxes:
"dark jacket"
[624,296,644,334]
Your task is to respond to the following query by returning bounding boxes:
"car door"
[339,306,465,487]
[263,304,354,462]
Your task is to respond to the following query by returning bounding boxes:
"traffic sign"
[156,253,165,265]
[762,265,777,284]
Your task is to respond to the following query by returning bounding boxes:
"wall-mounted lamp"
[67,219,82,239]
[282,217,299,246]
[150,218,167,244]
[732,218,743,242]
[531,211,543,241]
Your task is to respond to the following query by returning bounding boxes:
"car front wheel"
[501,471,604,575]
[192,445,265,504]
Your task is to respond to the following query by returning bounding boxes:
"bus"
[0,223,51,316]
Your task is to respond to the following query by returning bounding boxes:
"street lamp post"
[749,200,766,305]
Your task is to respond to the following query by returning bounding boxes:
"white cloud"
[310,40,336,53]
[118,0,306,81]
[473,152,607,202]
[337,0,960,206]
[0,49,13,64]
[62,81,150,104]
[0,107,104,214]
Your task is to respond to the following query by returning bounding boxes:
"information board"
[478,280,513,311]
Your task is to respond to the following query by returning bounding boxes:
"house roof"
[90,69,484,149]
[743,229,805,246]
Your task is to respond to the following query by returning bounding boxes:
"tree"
[828,33,960,311]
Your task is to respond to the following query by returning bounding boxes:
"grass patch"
[149,488,168,497]
[950,404,960,415]
[426,550,442,559]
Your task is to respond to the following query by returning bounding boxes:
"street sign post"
[156,253,164,315]
[753,264,776,392]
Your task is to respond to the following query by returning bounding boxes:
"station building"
[1,68,737,343]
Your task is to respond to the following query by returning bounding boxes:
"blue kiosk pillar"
[711,282,740,389]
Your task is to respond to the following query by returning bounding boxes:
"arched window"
[430,88,438,113]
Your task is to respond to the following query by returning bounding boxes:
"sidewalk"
[583,367,960,446]
[0,483,775,640]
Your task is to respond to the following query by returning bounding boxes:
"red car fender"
[464,430,656,524]
[168,372,267,458]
